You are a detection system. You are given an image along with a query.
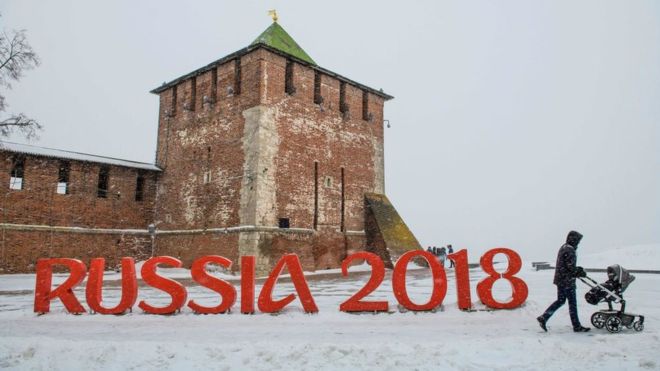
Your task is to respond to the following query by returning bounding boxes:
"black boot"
[537,316,547,332]
[573,326,590,332]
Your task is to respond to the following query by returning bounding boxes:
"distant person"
[447,244,454,267]
[432,246,437,255]
[438,246,447,268]
[427,246,433,254]
[537,231,590,333]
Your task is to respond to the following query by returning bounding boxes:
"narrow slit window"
[278,218,290,229]
[189,77,197,111]
[362,90,369,121]
[211,67,218,102]
[9,156,25,190]
[171,86,177,116]
[233,57,242,95]
[285,59,295,95]
[203,170,212,184]
[135,172,145,201]
[339,82,348,114]
[203,146,212,184]
[97,166,109,198]
[314,72,323,104]
[340,167,345,232]
[57,160,70,195]
[313,161,318,229]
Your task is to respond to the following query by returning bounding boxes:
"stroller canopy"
[607,264,635,292]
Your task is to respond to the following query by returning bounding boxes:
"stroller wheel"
[591,312,606,329]
[633,321,644,332]
[605,316,622,333]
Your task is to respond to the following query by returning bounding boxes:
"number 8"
[476,248,528,309]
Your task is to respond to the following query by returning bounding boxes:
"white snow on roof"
[0,141,161,171]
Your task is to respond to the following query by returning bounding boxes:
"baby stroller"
[579,264,644,333]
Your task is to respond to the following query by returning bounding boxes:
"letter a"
[258,254,318,313]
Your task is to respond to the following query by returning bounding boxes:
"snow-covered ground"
[1,246,658,370]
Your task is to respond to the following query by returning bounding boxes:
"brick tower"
[150,19,421,272]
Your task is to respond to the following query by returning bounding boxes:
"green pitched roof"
[251,22,316,65]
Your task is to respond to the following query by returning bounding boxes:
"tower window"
[314,72,323,104]
[340,167,345,232]
[339,82,348,115]
[313,161,318,230]
[324,176,333,188]
[278,218,290,229]
[203,171,212,184]
[97,166,109,198]
[362,90,370,121]
[233,57,242,95]
[9,156,25,190]
[57,160,70,195]
[211,67,218,103]
[189,76,197,111]
[170,86,177,116]
[285,59,296,95]
[135,172,145,201]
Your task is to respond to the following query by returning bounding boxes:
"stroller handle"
[578,275,599,287]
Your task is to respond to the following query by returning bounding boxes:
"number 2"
[339,252,388,312]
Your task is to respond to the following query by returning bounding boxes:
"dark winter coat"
[553,231,583,288]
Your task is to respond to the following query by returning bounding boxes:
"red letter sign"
[138,256,187,314]
[339,252,388,312]
[447,249,473,310]
[240,256,256,314]
[392,250,447,311]
[86,257,138,315]
[258,254,318,313]
[34,258,87,314]
[188,255,236,314]
[476,248,528,309]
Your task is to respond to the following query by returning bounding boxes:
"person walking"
[447,244,454,268]
[537,230,590,332]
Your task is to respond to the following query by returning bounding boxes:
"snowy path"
[1,263,659,370]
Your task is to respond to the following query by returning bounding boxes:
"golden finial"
[268,9,278,23]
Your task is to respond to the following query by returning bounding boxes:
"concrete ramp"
[364,193,422,268]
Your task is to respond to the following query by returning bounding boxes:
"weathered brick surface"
[154,233,239,270]
[0,153,157,272]
[1,230,152,273]
[0,155,156,228]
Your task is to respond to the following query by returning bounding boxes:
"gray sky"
[2,1,659,261]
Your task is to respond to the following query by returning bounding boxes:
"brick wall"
[0,152,157,272]
[1,230,152,273]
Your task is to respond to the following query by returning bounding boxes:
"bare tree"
[0,13,42,140]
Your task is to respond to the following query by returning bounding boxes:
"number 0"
[392,250,447,311]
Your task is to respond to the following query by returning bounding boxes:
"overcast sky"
[2,1,658,261]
